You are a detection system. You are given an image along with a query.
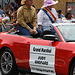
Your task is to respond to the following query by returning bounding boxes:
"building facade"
[33,0,75,17]
[0,0,75,17]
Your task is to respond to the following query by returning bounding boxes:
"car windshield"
[57,25,75,42]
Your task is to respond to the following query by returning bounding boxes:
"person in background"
[0,5,4,32]
[17,0,42,36]
[13,12,17,23]
[14,6,18,12]
[62,12,75,23]
[9,8,14,24]
[8,23,18,33]
[8,12,17,33]
[37,0,58,31]
[57,9,64,23]
[3,6,8,12]
[1,11,11,32]
[14,0,21,8]
[10,2,15,9]
[57,9,64,19]
[67,8,72,13]
[8,0,21,33]
[2,11,10,24]
[67,7,74,18]
[0,5,4,17]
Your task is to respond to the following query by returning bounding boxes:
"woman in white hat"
[37,0,58,31]
[17,0,42,36]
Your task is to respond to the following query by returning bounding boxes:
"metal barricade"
[0,23,13,32]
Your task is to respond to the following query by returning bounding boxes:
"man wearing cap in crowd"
[37,0,58,31]
[17,0,42,36]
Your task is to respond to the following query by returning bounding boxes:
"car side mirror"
[43,34,59,41]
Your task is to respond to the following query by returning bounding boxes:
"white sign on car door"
[29,44,56,75]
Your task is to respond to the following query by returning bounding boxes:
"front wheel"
[0,48,19,75]
[69,61,75,75]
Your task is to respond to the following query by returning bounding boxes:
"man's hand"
[29,29,38,34]
[29,29,34,34]
[33,29,38,34]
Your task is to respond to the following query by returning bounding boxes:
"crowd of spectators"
[0,1,21,32]
[57,8,75,23]
[0,2,19,24]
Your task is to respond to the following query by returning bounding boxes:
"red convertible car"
[0,23,75,75]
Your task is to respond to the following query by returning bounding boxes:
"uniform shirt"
[37,8,58,27]
[17,5,37,30]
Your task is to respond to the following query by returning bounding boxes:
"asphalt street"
[0,72,29,75]
[0,72,31,75]
[0,72,1,75]
[0,72,30,75]
[0,71,39,75]
[0,71,60,75]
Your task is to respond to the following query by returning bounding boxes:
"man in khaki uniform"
[17,0,42,36]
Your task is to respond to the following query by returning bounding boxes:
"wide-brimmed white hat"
[21,0,26,5]
[42,0,58,8]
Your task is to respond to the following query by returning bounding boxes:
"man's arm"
[32,7,37,30]
[17,7,31,30]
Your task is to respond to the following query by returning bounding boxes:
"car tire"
[0,48,19,75]
[69,61,75,75]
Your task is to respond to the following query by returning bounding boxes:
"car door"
[29,39,60,75]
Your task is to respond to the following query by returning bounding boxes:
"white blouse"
[62,17,75,23]
[37,8,58,27]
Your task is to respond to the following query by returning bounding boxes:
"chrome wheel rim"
[73,67,75,75]
[1,52,13,74]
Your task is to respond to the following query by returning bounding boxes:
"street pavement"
[0,72,29,75]
[0,71,59,75]
[0,71,1,75]
[0,72,30,75]
[0,72,27,75]
[0,71,38,75]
